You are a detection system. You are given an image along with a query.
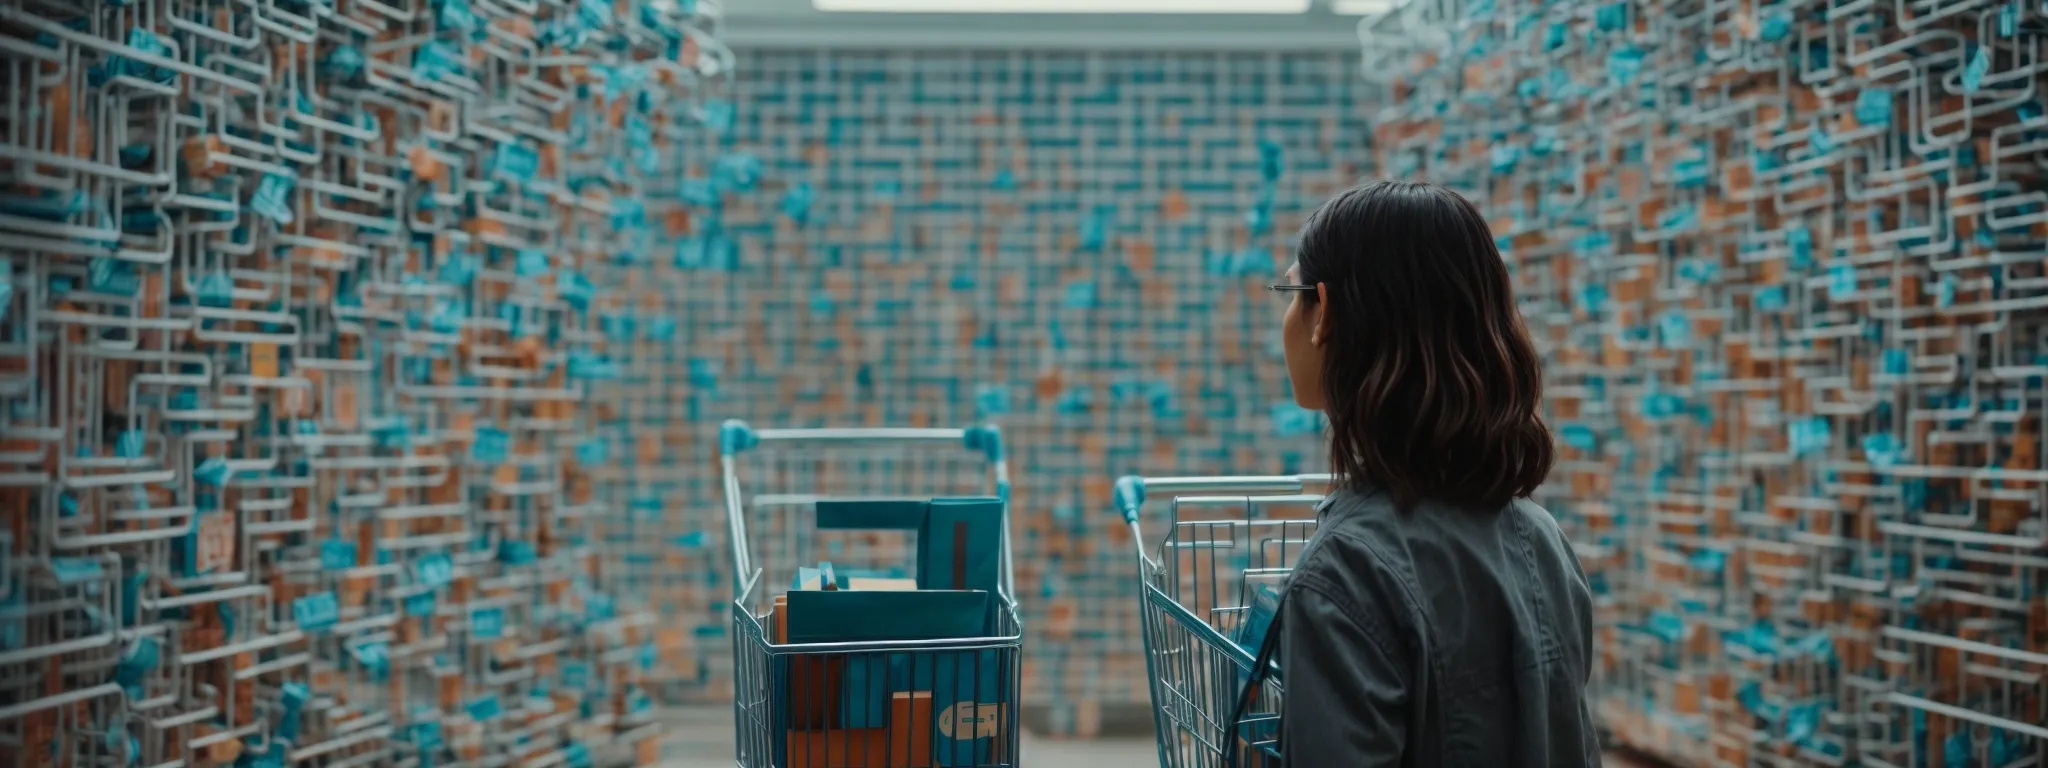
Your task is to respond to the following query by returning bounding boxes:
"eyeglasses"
[1261,286,1310,303]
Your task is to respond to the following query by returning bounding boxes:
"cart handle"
[720,420,1011,602]
[1112,475,1329,524]
[720,419,1005,464]
[1113,474,1331,570]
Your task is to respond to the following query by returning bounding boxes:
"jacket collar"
[1315,482,1386,524]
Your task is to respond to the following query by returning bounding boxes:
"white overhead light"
[814,0,1311,12]
[1330,0,1401,13]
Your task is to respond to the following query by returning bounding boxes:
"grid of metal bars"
[1363,0,2048,764]
[0,0,739,764]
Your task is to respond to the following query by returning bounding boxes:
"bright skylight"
[814,0,1312,12]
[1330,0,1401,13]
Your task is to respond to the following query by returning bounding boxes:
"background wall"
[697,48,1365,732]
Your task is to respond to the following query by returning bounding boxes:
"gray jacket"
[1272,486,1600,766]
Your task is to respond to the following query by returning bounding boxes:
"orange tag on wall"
[277,385,311,417]
[333,385,359,430]
[1162,189,1189,220]
[250,344,279,378]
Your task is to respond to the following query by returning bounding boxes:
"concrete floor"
[654,707,1659,766]
[656,706,1155,766]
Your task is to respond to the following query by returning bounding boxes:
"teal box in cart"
[918,497,1004,600]
[783,590,991,644]
[913,647,1012,766]
[783,589,1000,762]
[834,647,1013,766]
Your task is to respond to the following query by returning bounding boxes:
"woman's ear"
[1312,282,1331,347]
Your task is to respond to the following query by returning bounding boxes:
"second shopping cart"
[1113,474,1333,768]
[721,421,1022,768]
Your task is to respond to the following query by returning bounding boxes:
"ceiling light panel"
[814,0,1312,13]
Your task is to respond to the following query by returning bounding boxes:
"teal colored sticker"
[292,592,339,632]
[467,694,503,722]
[1659,311,1690,349]
[414,552,455,588]
[471,427,508,464]
[1788,416,1831,456]
[471,606,505,639]
[194,457,231,486]
[1855,87,1893,126]
[1861,432,1904,467]
[320,539,358,570]
[249,173,296,224]
[515,249,550,278]
[1759,10,1792,41]
[1827,262,1856,298]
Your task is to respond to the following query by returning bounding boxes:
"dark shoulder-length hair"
[1297,180,1553,510]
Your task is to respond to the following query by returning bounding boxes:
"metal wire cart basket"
[1112,474,1330,768]
[720,421,1022,768]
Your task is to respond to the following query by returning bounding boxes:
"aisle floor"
[656,707,1662,767]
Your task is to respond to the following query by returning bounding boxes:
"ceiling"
[718,0,1371,50]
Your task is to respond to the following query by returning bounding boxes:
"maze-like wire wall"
[0,0,744,765]
[706,49,1363,734]
[1361,0,2048,764]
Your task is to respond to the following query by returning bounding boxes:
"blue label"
[467,694,503,722]
[1759,10,1792,41]
[782,183,815,222]
[1861,433,1904,467]
[1788,417,1832,456]
[1658,312,1691,349]
[1560,423,1598,450]
[1827,262,1856,298]
[1755,286,1787,311]
[493,143,539,181]
[1607,47,1645,83]
[1063,281,1096,309]
[562,661,592,690]
[1809,123,1831,154]
[51,561,105,581]
[471,427,508,464]
[1270,402,1324,437]
[1647,610,1685,643]
[1855,87,1893,126]
[320,539,357,570]
[646,314,677,341]
[1964,46,1989,93]
[471,607,505,639]
[576,438,608,465]
[703,100,736,133]
[1882,347,1910,374]
[115,430,146,458]
[293,592,340,632]
[499,541,537,566]
[414,552,455,588]
[349,641,390,675]
[515,249,550,278]
[249,173,298,225]
[193,457,232,486]
[411,719,443,748]
[404,591,436,617]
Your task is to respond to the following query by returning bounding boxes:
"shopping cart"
[721,421,1022,768]
[1112,474,1332,768]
